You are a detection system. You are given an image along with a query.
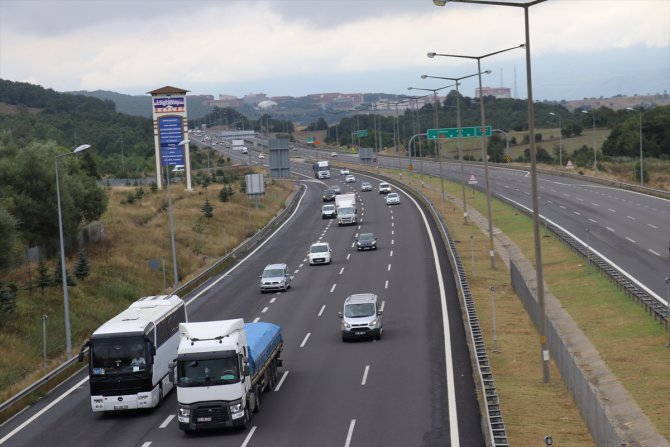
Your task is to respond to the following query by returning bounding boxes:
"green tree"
[73,249,90,280]
[218,186,230,202]
[36,258,51,292]
[53,256,76,287]
[0,206,18,272]
[201,199,214,218]
[0,282,17,327]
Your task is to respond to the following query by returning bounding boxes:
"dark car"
[322,189,337,202]
[356,233,377,251]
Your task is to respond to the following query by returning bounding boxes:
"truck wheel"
[242,404,252,428]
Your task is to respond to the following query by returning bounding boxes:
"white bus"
[78,295,187,412]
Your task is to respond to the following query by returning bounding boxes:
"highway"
[321,147,669,303]
[0,143,484,446]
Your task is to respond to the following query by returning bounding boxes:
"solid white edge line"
[344,419,356,447]
[397,184,460,446]
[499,193,667,307]
[274,371,289,392]
[185,184,309,306]
[0,376,89,445]
[240,426,257,447]
[159,414,175,429]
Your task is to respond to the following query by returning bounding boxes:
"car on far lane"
[340,168,350,175]
[378,182,391,194]
[386,192,400,205]
[360,181,372,192]
[331,152,338,157]
[322,189,337,202]
[258,153,265,159]
[330,185,342,194]
[345,174,356,183]
[356,233,377,251]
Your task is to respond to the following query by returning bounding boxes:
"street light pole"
[55,143,91,359]
[421,71,490,225]
[428,45,522,269]
[549,112,562,168]
[626,107,644,186]
[408,84,455,206]
[582,110,597,172]
[433,0,550,383]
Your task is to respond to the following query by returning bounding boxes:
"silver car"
[338,293,383,341]
[259,263,291,293]
[361,181,372,192]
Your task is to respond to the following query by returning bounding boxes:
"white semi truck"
[335,192,357,226]
[171,319,283,433]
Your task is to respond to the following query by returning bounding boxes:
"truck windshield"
[339,207,354,214]
[90,336,148,376]
[177,357,240,386]
[344,303,376,318]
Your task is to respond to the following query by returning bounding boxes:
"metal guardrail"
[498,195,669,326]
[0,184,305,420]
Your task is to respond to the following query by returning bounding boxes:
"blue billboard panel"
[159,116,184,166]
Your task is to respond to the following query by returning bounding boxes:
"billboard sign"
[153,96,185,114]
[159,116,184,166]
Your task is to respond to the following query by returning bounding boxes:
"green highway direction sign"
[357,130,368,137]
[427,126,492,140]
[306,137,315,143]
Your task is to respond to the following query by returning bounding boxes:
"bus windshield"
[90,336,149,376]
[177,357,240,387]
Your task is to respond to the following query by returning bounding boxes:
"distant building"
[476,87,511,99]
[307,92,363,109]
[243,92,269,106]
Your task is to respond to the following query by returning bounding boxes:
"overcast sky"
[1,0,668,101]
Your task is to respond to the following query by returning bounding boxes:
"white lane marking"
[299,262,305,268]
[606,227,615,232]
[274,371,289,391]
[390,250,394,257]
[625,237,636,243]
[0,375,89,445]
[392,230,395,235]
[344,419,356,447]
[387,264,391,272]
[573,211,581,216]
[577,197,584,202]
[361,365,370,386]
[241,426,258,447]
[261,307,269,313]
[391,215,394,220]
[647,223,658,229]
[270,297,277,303]
[391,239,394,245]
[591,203,600,207]
[559,205,566,210]
[339,267,345,275]
[626,215,636,221]
[608,208,616,212]
[391,222,395,227]
[330,284,336,293]
[588,218,597,223]
[293,269,299,274]
[347,253,351,260]
[649,249,661,256]
[358,225,362,230]
[253,317,261,323]
[300,333,311,348]
[184,185,309,306]
[351,241,356,248]
[141,443,151,447]
[159,414,175,429]
[318,305,326,317]
[384,280,389,289]
[380,300,386,312]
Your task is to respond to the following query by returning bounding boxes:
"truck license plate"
[113,405,128,410]
[197,417,212,422]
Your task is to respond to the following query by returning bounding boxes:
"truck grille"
[194,405,230,424]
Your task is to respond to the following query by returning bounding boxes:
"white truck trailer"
[335,192,357,226]
[172,319,283,433]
